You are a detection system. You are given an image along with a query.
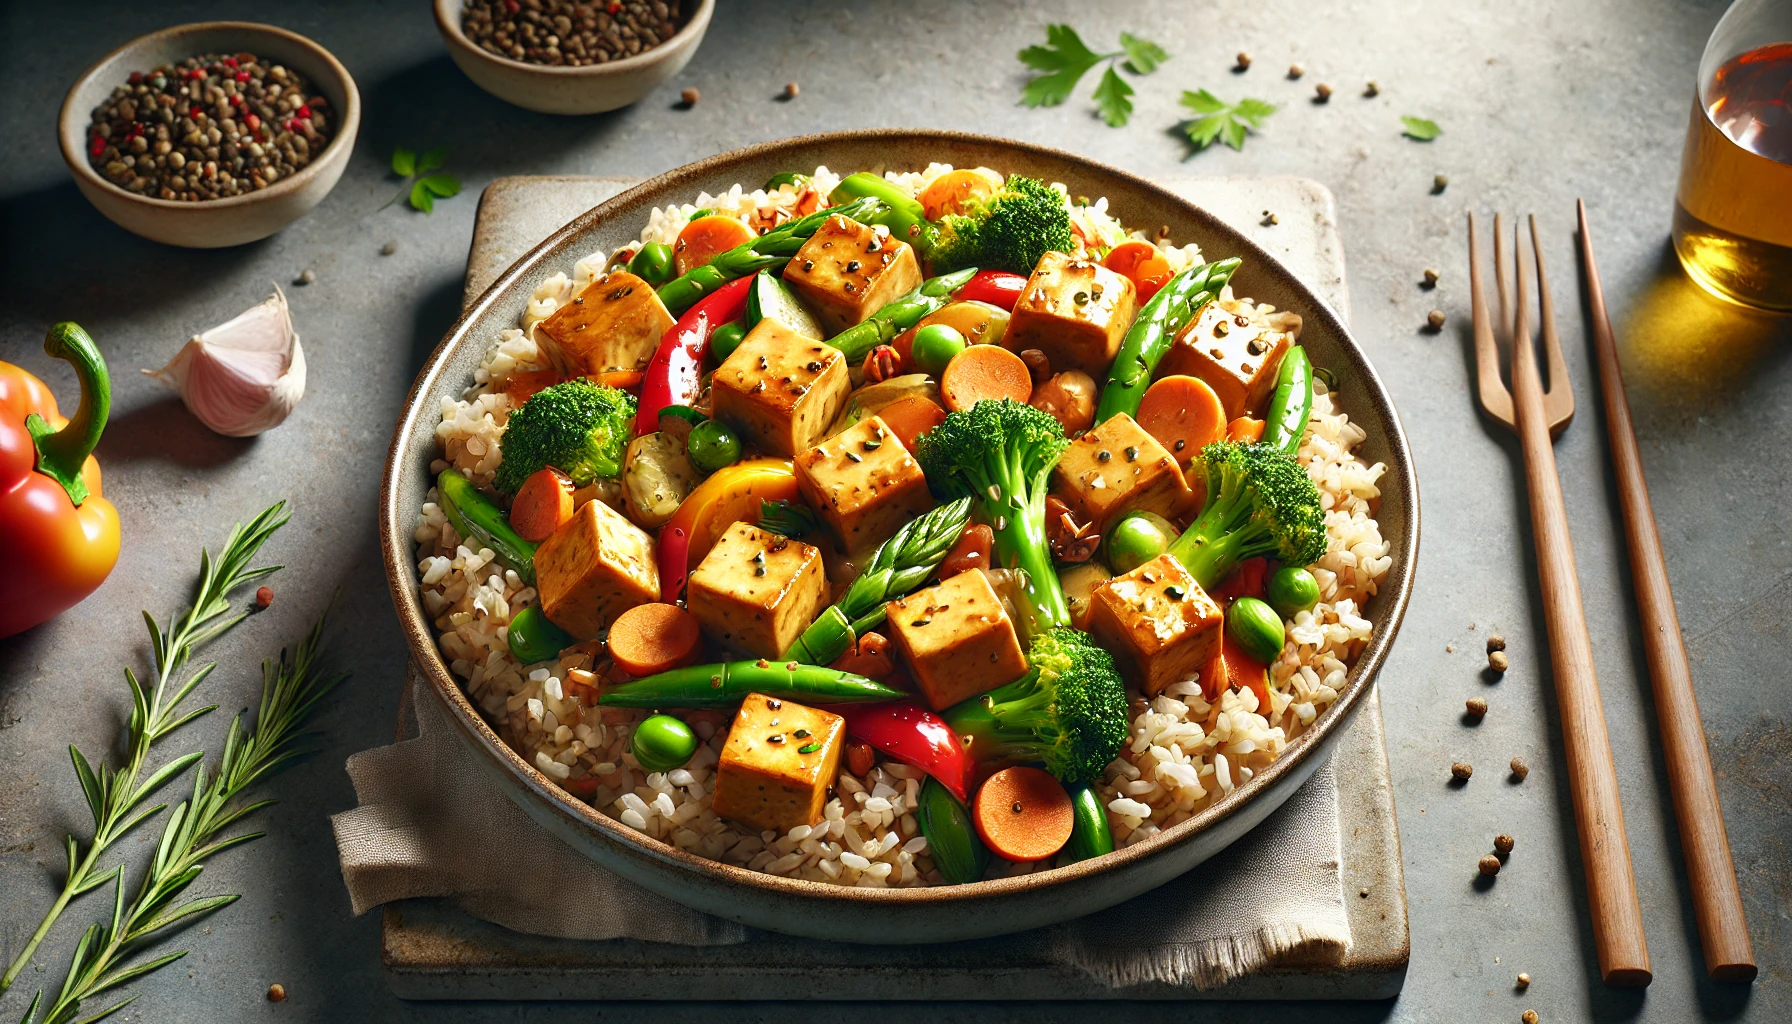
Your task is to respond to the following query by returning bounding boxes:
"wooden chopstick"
[1577,200,1757,983]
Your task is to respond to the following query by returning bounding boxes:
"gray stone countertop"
[1,1,1787,1022]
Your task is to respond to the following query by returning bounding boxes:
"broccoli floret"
[1166,441,1327,590]
[940,628,1128,787]
[927,175,1074,275]
[913,398,1068,636]
[495,378,636,494]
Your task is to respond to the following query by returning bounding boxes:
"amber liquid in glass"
[1672,42,1792,311]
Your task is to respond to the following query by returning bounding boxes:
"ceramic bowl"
[380,130,1419,944]
[58,22,360,249]
[433,0,712,115]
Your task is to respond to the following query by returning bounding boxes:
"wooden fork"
[1467,213,1651,988]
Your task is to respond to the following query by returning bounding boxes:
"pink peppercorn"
[255,586,274,609]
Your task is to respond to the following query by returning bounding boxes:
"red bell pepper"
[1209,556,1269,602]
[951,270,1028,311]
[836,701,973,801]
[633,274,754,435]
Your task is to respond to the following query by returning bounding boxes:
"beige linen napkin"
[332,671,1347,989]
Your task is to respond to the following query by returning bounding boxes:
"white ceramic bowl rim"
[58,21,362,211]
[380,129,1419,910]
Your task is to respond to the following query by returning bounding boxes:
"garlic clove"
[147,286,306,437]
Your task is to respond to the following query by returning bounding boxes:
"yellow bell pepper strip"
[1,323,121,638]
[654,457,796,602]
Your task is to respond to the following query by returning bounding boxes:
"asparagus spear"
[826,267,978,364]
[1093,257,1243,425]
[655,196,886,314]
[783,497,973,665]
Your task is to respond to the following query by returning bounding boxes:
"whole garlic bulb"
[147,286,305,437]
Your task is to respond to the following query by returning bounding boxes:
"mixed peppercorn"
[461,0,683,67]
[87,53,332,202]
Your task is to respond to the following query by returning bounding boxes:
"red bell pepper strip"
[836,701,973,801]
[1209,556,1269,602]
[951,270,1028,311]
[633,274,753,435]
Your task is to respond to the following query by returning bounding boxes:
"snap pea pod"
[655,196,885,315]
[1067,785,1116,862]
[827,172,935,248]
[917,776,990,885]
[597,658,906,708]
[1094,257,1243,425]
[437,468,536,585]
[824,267,979,364]
[1263,345,1313,455]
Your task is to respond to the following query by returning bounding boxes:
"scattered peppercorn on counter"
[412,163,1393,888]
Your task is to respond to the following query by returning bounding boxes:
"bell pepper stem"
[25,322,110,507]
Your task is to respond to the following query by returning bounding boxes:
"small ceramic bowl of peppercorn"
[58,21,360,248]
[434,0,713,115]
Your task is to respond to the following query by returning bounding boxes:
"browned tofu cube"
[533,498,660,640]
[1051,413,1191,535]
[886,570,1028,711]
[713,693,845,834]
[686,522,829,659]
[794,415,934,558]
[711,321,851,457]
[1088,554,1223,696]
[1157,301,1294,419]
[781,214,923,334]
[1003,251,1138,377]
[536,271,676,375]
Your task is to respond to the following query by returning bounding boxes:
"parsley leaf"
[1017,24,1167,126]
[1119,32,1168,75]
[1092,67,1134,127]
[1178,90,1278,153]
[388,145,462,214]
[1401,116,1441,141]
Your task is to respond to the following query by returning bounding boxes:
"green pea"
[631,714,699,773]
[709,321,748,363]
[1267,566,1321,617]
[687,419,743,473]
[507,606,576,664]
[1226,596,1286,664]
[910,323,967,376]
[627,242,676,286]
[1103,511,1175,575]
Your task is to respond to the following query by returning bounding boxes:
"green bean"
[598,658,906,708]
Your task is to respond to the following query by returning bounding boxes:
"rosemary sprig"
[0,502,290,996]
[19,611,346,1024]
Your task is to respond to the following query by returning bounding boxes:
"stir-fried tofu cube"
[886,570,1028,711]
[1088,554,1223,696]
[687,522,829,659]
[794,415,934,557]
[781,215,923,334]
[713,693,845,833]
[1158,300,1297,419]
[533,498,660,639]
[711,322,851,457]
[1051,413,1191,535]
[1004,251,1138,377]
[536,271,676,375]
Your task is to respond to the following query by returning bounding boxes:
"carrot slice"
[940,344,1032,412]
[972,766,1074,862]
[918,168,1003,220]
[1227,416,1266,443]
[1136,375,1227,468]
[607,603,702,676]
[510,467,575,542]
[1201,627,1272,710]
[1102,240,1173,303]
[588,370,645,391]
[873,396,947,449]
[502,368,564,407]
[674,215,757,276]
